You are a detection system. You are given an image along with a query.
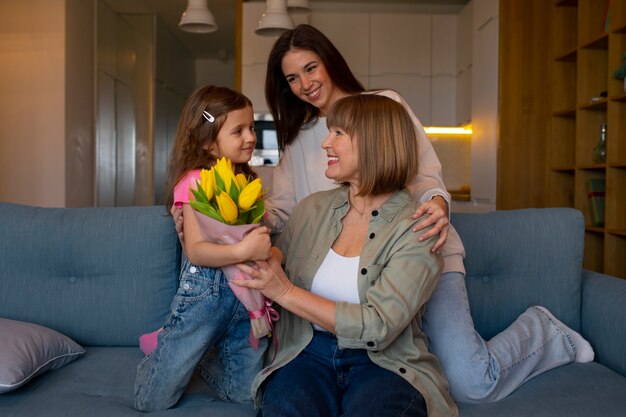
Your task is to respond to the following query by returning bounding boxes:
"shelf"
[552,108,577,117]
[579,98,608,109]
[580,33,609,49]
[555,0,578,6]
[610,92,626,102]
[555,48,578,61]
[548,0,625,277]
[552,165,576,171]
[577,163,606,170]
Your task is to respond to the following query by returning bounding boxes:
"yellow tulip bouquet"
[188,157,276,346]
[189,157,265,226]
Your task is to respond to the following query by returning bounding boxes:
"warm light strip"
[424,126,473,135]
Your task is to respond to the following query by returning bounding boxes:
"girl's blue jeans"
[259,330,427,417]
[134,261,267,412]
[422,271,578,402]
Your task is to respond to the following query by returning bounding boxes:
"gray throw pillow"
[0,318,85,393]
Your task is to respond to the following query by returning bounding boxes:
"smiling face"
[281,48,349,116]
[209,105,256,164]
[321,125,359,185]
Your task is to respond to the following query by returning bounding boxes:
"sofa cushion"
[0,347,256,417]
[0,203,181,347]
[582,270,626,377]
[451,208,584,339]
[0,318,85,394]
[458,362,626,417]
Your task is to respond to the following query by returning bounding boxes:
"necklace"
[348,195,367,217]
[349,191,392,217]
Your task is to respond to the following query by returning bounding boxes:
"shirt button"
[369,233,375,239]
[399,367,407,374]
[371,210,379,216]
[367,341,375,347]
[361,268,368,275]
[183,283,191,290]
[189,266,197,273]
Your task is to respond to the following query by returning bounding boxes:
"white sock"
[533,306,595,363]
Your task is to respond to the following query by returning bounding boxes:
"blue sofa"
[0,202,625,417]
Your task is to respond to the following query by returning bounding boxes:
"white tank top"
[310,248,360,331]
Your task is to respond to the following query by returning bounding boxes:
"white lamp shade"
[255,0,294,37]
[179,0,218,33]
[287,0,311,13]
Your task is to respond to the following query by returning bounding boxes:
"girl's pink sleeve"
[173,170,202,207]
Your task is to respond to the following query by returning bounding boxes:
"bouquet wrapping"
[188,158,278,348]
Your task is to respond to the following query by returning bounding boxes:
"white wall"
[469,0,498,210]
[0,0,66,207]
[450,0,498,213]
[196,58,236,89]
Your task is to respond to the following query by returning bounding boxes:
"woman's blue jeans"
[134,261,267,412]
[422,271,577,402]
[259,331,427,417]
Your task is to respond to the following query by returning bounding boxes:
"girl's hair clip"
[203,111,215,123]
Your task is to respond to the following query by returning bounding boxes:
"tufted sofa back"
[0,203,181,346]
[451,208,584,339]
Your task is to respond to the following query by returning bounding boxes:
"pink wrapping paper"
[192,210,276,347]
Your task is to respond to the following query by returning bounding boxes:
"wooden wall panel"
[497,0,552,209]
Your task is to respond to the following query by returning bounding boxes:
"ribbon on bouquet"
[248,299,280,353]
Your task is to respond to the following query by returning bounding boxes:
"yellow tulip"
[200,168,215,200]
[216,192,238,223]
[238,178,262,210]
[217,156,232,173]
[235,173,248,191]
[214,157,236,193]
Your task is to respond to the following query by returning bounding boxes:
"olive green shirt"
[252,186,458,417]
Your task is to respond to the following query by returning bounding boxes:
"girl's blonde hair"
[165,85,255,209]
[326,94,419,196]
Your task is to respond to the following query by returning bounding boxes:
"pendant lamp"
[287,0,311,13]
[179,0,218,33]
[255,0,294,37]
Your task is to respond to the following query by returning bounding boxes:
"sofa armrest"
[581,270,626,377]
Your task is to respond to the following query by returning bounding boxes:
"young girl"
[134,85,271,412]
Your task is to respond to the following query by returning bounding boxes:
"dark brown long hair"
[164,85,256,210]
[265,24,365,152]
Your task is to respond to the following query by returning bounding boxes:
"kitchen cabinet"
[309,12,370,84]
[240,3,465,125]
[370,14,431,76]
[369,73,431,123]
[432,14,458,125]
[368,13,441,125]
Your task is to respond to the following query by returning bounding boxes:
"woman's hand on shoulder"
[411,196,449,253]
[237,226,272,261]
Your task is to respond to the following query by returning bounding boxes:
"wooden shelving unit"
[550,0,626,278]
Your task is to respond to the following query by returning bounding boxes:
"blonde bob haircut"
[326,94,419,196]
